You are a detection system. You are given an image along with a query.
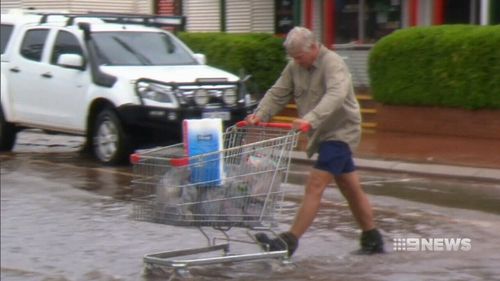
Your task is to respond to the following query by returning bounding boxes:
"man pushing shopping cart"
[245,26,384,257]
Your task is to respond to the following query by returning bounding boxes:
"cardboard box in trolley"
[183,119,224,185]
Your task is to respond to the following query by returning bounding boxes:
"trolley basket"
[129,121,307,274]
[131,121,304,228]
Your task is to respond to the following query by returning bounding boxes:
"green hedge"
[178,32,287,95]
[369,25,500,109]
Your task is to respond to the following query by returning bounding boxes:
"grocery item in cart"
[156,157,190,205]
[178,177,258,223]
[245,152,278,196]
[154,155,191,221]
[183,119,224,185]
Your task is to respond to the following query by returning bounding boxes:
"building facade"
[1,0,152,14]
[297,0,499,48]
[172,0,499,47]
[3,0,497,87]
[3,0,498,45]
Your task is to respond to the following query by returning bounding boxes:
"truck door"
[41,29,90,131]
[7,27,51,124]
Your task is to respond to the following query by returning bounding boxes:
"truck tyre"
[92,108,131,165]
[0,106,17,151]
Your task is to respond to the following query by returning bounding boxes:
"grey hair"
[283,26,317,55]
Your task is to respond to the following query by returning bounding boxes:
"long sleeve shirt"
[254,45,362,158]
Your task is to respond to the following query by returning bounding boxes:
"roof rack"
[37,12,185,31]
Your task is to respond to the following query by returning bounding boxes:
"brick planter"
[376,105,500,139]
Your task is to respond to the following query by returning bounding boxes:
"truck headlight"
[136,81,178,107]
[223,88,237,105]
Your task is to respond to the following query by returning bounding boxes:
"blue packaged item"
[183,119,223,185]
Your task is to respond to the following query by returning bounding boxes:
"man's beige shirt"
[255,45,362,158]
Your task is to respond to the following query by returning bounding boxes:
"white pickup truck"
[1,11,256,164]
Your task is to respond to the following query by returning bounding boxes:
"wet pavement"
[1,130,500,281]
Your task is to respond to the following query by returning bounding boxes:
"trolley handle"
[236,120,310,133]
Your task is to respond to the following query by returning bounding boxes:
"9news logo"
[393,237,472,252]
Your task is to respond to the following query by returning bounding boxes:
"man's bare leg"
[289,168,333,238]
[335,171,384,254]
[334,171,375,231]
[255,169,383,255]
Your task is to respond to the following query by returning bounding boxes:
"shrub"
[369,25,500,109]
[178,32,287,95]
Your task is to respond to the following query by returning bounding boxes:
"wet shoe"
[355,228,385,255]
[255,231,298,257]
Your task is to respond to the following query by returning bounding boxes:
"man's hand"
[292,118,311,132]
[245,114,261,125]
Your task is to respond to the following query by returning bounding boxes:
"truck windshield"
[91,31,197,66]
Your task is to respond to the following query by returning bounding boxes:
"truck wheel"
[0,107,17,151]
[92,108,131,165]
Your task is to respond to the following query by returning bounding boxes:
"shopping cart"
[130,121,307,275]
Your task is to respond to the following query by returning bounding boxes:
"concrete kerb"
[290,151,500,182]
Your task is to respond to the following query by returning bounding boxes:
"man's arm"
[253,64,294,122]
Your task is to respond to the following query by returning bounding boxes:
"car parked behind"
[1,10,256,164]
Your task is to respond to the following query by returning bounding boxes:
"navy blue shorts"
[314,141,356,175]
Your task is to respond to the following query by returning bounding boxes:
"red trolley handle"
[236,120,310,133]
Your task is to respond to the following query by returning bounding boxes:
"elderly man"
[246,27,384,256]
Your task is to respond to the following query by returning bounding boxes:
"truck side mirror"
[193,53,206,65]
[57,54,85,70]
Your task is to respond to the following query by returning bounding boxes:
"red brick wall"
[377,105,500,139]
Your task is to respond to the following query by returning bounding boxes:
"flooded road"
[2,130,500,281]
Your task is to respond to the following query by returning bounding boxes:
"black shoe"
[255,231,298,257]
[356,228,385,255]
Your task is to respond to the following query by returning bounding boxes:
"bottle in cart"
[155,157,190,220]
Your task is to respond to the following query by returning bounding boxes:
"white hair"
[283,26,317,55]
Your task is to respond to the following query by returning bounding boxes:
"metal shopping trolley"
[130,121,307,276]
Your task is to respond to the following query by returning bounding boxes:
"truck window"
[20,28,49,62]
[1,24,14,54]
[50,30,84,65]
[91,31,196,66]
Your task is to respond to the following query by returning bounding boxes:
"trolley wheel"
[281,258,296,267]
[174,267,193,279]
[141,263,157,276]
[141,264,153,277]
[270,258,296,274]
[142,263,169,277]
